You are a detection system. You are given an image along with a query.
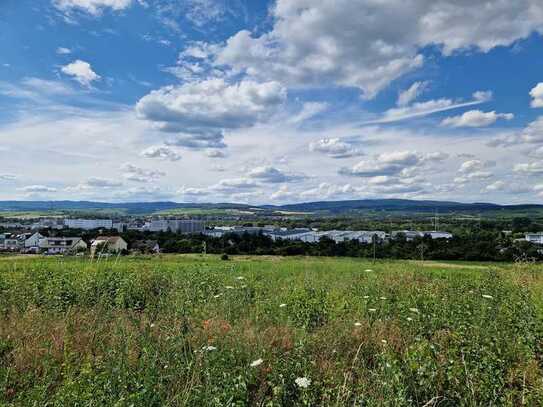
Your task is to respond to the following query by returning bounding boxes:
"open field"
[1,255,543,405]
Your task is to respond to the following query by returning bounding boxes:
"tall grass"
[1,255,542,405]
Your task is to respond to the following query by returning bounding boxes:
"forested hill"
[0,199,542,216]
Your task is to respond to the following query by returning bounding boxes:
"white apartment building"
[65,219,113,230]
[526,233,543,245]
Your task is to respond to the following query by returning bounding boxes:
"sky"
[1,0,543,204]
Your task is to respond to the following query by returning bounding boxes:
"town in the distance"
[0,198,542,261]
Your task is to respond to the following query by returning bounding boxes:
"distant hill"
[0,199,542,217]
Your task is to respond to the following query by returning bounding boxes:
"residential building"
[526,233,543,245]
[24,232,44,248]
[39,237,87,254]
[91,236,128,257]
[148,219,205,234]
[65,219,113,230]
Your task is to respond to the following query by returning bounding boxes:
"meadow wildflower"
[368,308,377,312]
[236,276,245,280]
[409,307,419,313]
[380,296,387,300]
[250,358,263,367]
[279,303,287,307]
[354,322,362,326]
[213,294,222,298]
[381,339,387,344]
[407,317,413,321]
[482,294,493,299]
[225,286,234,289]
[295,377,311,388]
[202,345,217,352]
[363,295,370,299]
[365,269,374,272]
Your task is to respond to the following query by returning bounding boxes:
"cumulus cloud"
[53,0,132,16]
[136,78,286,149]
[213,178,258,191]
[121,163,165,183]
[339,150,447,177]
[513,162,543,175]
[211,0,543,98]
[397,81,428,107]
[489,116,543,147]
[530,83,543,108]
[309,138,363,159]
[458,160,496,174]
[248,166,307,183]
[140,145,181,161]
[0,174,17,181]
[61,60,100,87]
[441,110,514,127]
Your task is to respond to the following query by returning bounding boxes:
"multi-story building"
[39,237,87,254]
[526,233,543,245]
[148,219,205,234]
[65,219,113,230]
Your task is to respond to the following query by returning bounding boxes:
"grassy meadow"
[1,255,543,405]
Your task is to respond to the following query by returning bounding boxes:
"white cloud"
[458,159,496,174]
[397,81,428,107]
[489,116,543,147]
[19,185,57,193]
[61,60,101,87]
[340,150,446,177]
[56,47,72,55]
[289,102,328,124]
[248,166,306,183]
[213,178,258,191]
[213,1,543,98]
[53,0,132,16]
[365,91,491,125]
[513,162,543,175]
[85,177,123,187]
[121,163,165,183]
[140,145,181,161]
[136,78,286,149]
[205,149,226,158]
[309,138,363,158]
[530,83,543,108]
[0,174,17,181]
[441,110,514,128]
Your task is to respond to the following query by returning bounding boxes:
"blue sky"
[1,0,543,204]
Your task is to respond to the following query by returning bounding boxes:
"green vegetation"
[1,255,543,405]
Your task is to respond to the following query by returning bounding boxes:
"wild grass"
[0,255,542,405]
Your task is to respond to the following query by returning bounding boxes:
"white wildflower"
[482,294,493,299]
[363,295,370,299]
[250,358,263,367]
[354,322,362,327]
[381,339,387,344]
[368,308,377,312]
[365,269,374,272]
[202,345,217,351]
[225,286,235,289]
[295,377,311,388]
[213,294,222,298]
[407,317,413,322]
[150,323,155,328]
[236,276,245,280]
[409,308,419,314]
[279,303,287,308]
[380,296,387,300]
